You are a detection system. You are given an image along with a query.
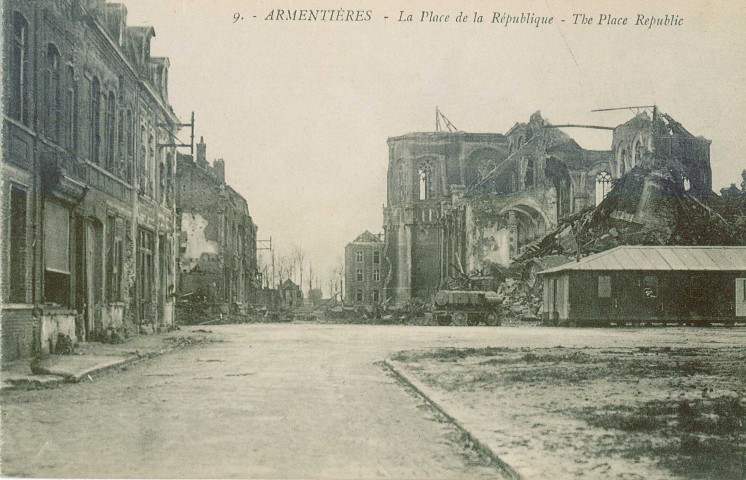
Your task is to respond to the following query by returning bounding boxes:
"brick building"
[176,138,259,314]
[345,231,385,305]
[383,109,713,304]
[2,0,181,363]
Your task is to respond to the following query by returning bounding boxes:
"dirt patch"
[392,345,746,479]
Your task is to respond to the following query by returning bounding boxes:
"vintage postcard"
[1,0,744,478]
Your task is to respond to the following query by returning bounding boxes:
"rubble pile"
[519,164,746,263]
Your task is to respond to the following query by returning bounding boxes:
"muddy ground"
[391,344,745,480]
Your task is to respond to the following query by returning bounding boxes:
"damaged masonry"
[381,107,746,324]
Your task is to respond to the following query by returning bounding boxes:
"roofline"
[539,246,746,275]
[387,132,506,143]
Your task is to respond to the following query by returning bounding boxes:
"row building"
[1,0,259,363]
[176,138,259,312]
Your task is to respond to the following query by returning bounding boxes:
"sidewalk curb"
[2,348,173,392]
[383,359,523,480]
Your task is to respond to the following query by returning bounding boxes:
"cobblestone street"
[3,324,743,478]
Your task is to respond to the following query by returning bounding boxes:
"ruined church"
[382,108,713,303]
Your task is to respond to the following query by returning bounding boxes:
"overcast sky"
[122,0,746,287]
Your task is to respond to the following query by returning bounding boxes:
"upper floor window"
[356,251,363,263]
[67,67,78,152]
[373,251,380,264]
[10,13,30,125]
[90,78,101,163]
[44,44,62,141]
[105,92,116,169]
[373,269,380,282]
[595,171,612,206]
[356,269,363,282]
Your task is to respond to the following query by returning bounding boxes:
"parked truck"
[433,290,503,326]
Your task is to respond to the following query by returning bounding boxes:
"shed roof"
[539,246,746,274]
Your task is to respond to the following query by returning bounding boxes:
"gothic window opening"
[633,141,644,168]
[525,158,535,188]
[44,44,61,141]
[418,160,435,200]
[10,13,29,125]
[595,171,612,206]
[619,148,627,176]
[683,175,691,191]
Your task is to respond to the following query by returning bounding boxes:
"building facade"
[2,0,181,362]
[540,246,746,325]
[176,138,259,313]
[383,109,713,304]
[345,231,385,305]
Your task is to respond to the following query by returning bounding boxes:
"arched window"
[619,148,627,177]
[418,161,435,200]
[633,141,643,168]
[524,158,535,188]
[90,78,101,163]
[683,175,691,191]
[10,13,29,125]
[595,171,612,206]
[67,67,78,152]
[44,44,61,141]
[105,92,116,169]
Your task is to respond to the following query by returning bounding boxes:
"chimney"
[213,159,225,183]
[196,136,208,168]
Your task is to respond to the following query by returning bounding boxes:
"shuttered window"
[44,199,70,274]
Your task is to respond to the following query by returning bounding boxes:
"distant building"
[279,279,302,307]
[539,246,746,325]
[345,231,385,305]
[176,138,259,314]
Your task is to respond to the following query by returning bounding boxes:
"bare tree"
[292,244,306,290]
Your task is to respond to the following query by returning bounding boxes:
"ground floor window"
[44,199,71,305]
[138,229,154,322]
[372,290,379,302]
[8,185,27,302]
[356,289,363,302]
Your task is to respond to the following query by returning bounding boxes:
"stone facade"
[2,0,179,362]
[345,231,385,305]
[383,109,712,304]
[175,138,259,312]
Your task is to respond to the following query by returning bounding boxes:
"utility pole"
[257,236,273,289]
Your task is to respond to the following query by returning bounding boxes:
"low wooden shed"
[539,246,746,325]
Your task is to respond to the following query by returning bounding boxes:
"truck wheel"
[453,311,468,326]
